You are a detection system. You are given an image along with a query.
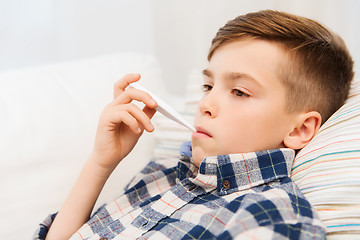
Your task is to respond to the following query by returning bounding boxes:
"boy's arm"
[45,74,157,240]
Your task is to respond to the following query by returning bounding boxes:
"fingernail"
[137,127,141,133]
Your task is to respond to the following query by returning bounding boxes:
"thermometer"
[130,82,196,132]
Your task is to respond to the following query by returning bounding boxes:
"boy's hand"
[91,73,157,173]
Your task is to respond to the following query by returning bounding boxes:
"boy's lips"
[193,126,213,138]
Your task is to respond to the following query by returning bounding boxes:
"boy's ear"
[283,111,322,150]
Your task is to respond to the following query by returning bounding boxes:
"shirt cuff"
[32,213,57,240]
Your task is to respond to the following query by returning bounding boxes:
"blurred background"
[1,0,359,97]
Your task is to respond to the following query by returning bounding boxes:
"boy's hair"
[209,10,354,123]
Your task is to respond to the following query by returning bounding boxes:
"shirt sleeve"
[124,157,179,192]
[32,213,57,240]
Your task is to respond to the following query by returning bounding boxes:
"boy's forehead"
[205,39,288,88]
[202,68,265,89]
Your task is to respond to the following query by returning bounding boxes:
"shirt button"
[222,180,231,189]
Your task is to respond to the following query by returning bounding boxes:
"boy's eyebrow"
[202,69,263,88]
[202,69,213,78]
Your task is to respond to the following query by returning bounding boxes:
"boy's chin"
[190,156,201,168]
[191,147,207,168]
[191,146,218,167]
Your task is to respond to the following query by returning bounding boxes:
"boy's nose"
[198,92,218,118]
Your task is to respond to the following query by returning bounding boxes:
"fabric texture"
[33,146,325,240]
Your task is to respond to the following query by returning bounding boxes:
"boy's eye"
[202,84,213,92]
[232,89,250,97]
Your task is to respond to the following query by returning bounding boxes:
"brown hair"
[209,10,354,123]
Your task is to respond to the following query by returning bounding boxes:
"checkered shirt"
[34,144,326,239]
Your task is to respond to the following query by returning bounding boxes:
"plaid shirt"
[34,143,326,239]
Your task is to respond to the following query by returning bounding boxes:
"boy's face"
[191,39,298,167]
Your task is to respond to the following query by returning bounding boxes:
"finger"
[143,106,157,119]
[108,104,155,132]
[125,104,155,132]
[106,110,142,134]
[114,87,157,109]
[113,73,141,99]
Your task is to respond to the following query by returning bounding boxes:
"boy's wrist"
[86,152,119,179]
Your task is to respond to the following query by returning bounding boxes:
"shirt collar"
[178,142,295,195]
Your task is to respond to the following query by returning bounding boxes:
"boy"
[35,10,353,239]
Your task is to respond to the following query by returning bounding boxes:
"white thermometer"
[130,82,196,132]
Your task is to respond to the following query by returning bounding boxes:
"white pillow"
[153,69,360,239]
[292,78,360,239]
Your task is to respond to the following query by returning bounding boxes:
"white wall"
[1,0,359,95]
[0,0,155,70]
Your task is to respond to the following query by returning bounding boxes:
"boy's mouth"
[193,126,212,138]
